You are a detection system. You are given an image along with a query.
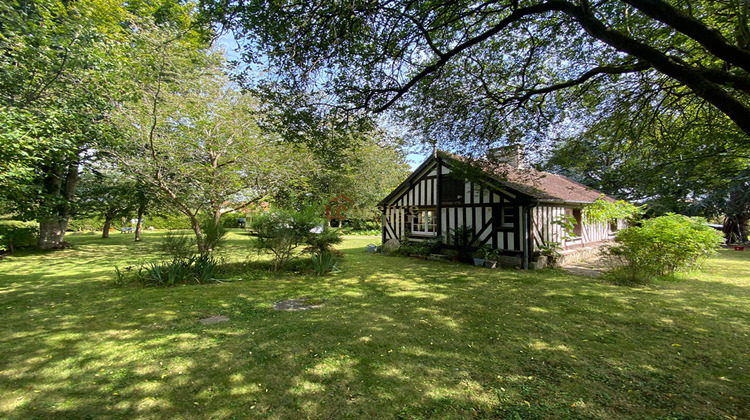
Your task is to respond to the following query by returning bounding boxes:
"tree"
[75,168,138,238]
[543,89,750,238]
[0,0,136,249]
[110,31,305,252]
[0,0,209,250]
[201,0,750,151]
[272,130,410,217]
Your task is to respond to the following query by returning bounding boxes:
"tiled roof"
[441,153,615,204]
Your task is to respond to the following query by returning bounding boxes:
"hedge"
[0,220,38,252]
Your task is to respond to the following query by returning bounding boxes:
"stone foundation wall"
[556,243,609,267]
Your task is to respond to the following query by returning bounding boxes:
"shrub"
[251,205,343,272]
[221,212,246,229]
[305,227,343,255]
[393,238,441,256]
[251,206,322,272]
[312,251,340,275]
[201,216,228,252]
[68,216,105,231]
[445,226,477,263]
[0,220,38,252]
[147,213,192,230]
[604,214,723,283]
[160,231,197,258]
[113,253,222,287]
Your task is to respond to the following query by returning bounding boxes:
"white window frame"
[411,209,437,236]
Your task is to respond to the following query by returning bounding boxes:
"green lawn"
[0,231,748,419]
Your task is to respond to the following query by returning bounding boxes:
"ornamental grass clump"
[604,213,724,284]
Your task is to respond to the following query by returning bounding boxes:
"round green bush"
[606,214,724,283]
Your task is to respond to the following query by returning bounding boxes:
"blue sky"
[217,32,428,171]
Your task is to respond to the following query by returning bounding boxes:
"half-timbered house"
[378,151,624,268]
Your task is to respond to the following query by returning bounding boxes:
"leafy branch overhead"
[202,0,750,146]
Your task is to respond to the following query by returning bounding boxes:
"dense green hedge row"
[68,213,193,231]
[0,220,38,252]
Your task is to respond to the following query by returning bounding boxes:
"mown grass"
[0,231,748,419]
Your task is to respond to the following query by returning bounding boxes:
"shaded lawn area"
[0,231,748,419]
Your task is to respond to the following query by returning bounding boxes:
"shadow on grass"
[0,235,747,418]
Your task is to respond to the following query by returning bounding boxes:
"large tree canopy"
[0,0,209,249]
[201,0,750,151]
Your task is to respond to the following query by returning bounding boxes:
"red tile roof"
[442,153,615,204]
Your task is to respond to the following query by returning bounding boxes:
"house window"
[565,208,583,237]
[440,175,464,203]
[411,210,437,236]
[609,219,619,233]
[492,205,516,229]
[502,206,515,227]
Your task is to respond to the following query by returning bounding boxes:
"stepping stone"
[273,297,325,312]
[199,315,229,325]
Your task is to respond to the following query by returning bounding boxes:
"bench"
[120,227,135,233]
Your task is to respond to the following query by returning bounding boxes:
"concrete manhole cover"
[199,315,230,325]
[273,297,325,312]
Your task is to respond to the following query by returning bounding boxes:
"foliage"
[108,28,309,252]
[304,227,343,256]
[445,226,477,262]
[203,0,750,152]
[221,212,248,229]
[250,205,331,272]
[552,214,578,241]
[148,213,193,230]
[311,251,340,276]
[0,220,38,252]
[0,0,208,249]
[537,241,562,267]
[393,238,441,257]
[279,138,411,213]
[201,216,228,252]
[583,198,644,225]
[68,212,192,231]
[478,246,501,261]
[694,170,750,243]
[0,0,134,248]
[114,253,222,287]
[160,231,197,259]
[75,168,140,238]
[604,214,724,283]
[337,227,381,236]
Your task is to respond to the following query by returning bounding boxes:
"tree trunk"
[37,158,79,250]
[102,215,113,238]
[38,219,70,250]
[188,213,206,253]
[134,201,146,242]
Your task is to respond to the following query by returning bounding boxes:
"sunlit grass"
[0,231,748,418]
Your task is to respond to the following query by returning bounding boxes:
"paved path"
[561,256,609,277]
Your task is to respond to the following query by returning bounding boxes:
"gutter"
[521,201,540,270]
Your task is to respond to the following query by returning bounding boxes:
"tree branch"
[372,1,562,112]
[623,0,750,73]
[556,0,750,137]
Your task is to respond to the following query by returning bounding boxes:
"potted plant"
[446,226,477,265]
[482,247,501,268]
[473,245,495,266]
[538,241,562,268]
